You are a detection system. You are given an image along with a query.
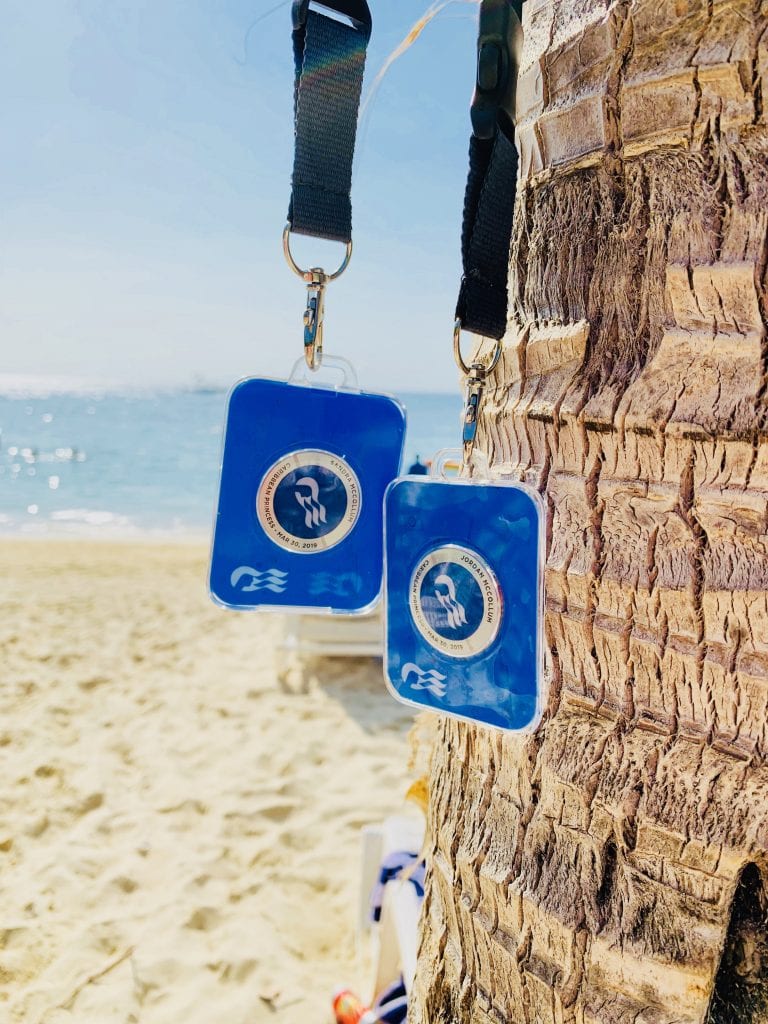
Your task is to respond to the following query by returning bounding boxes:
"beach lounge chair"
[278,607,383,670]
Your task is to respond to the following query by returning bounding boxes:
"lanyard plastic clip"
[470,0,522,142]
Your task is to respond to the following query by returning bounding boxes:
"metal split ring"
[453,319,502,377]
[282,224,353,282]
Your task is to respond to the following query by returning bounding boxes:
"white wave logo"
[294,476,328,530]
[434,574,467,629]
[230,567,288,593]
[401,663,448,699]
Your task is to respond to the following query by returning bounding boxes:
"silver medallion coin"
[256,449,362,554]
[408,544,502,658]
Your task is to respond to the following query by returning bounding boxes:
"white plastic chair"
[358,812,425,1002]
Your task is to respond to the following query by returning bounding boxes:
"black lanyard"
[284,1,372,370]
[281,0,520,391]
[455,0,522,468]
[457,0,522,340]
[289,1,372,243]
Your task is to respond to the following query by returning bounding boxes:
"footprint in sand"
[222,802,297,837]
[257,802,298,823]
[67,791,104,816]
[112,875,139,894]
[184,906,223,932]
[209,958,258,983]
[159,799,208,816]
[78,675,110,691]
[24,814,49,838]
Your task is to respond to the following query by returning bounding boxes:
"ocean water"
[0,378,461,536]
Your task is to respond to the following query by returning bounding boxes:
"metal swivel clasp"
[454,320,502,473]
[283,225,353,372]
[302,270,328,371]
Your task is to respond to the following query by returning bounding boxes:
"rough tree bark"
[410,0,768,1021]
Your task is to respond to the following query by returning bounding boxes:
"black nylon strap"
[456,131,518,339]
[289,4,371,243]
[455,0,522,340]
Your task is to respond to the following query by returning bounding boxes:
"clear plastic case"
[384,451,545,732]
[210,358,406,614]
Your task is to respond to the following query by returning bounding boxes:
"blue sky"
[1,1,479,391]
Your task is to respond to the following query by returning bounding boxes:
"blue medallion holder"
[384,457,545,732]
[210,360,405,614]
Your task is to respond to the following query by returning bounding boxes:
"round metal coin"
[409,544,502,658]
[256,449,362,554]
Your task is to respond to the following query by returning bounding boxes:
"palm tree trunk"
[410,0,768,1021]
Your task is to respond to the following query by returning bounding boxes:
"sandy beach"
[0,539,416,1024]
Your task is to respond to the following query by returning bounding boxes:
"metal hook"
[454,320,502,472]
[283,225,353,370]
[301,269,328,371]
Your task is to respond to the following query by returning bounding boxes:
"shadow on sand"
[278,655,414,735]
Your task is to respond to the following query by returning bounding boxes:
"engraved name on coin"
[409,544,502,657]
[257,449,361,553]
